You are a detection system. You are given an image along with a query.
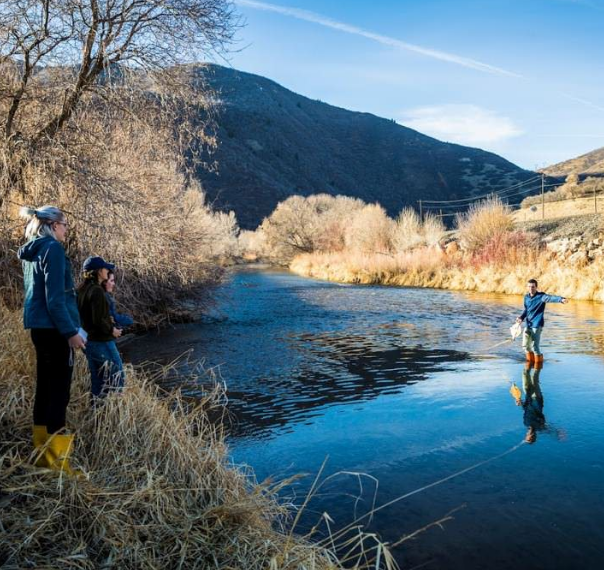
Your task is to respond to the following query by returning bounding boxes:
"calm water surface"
[126,268,604,570]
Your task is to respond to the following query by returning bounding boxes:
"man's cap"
[83,256,115,272]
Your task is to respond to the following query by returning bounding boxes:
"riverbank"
[0,306,373,569]
[123,267,604,570]
[290,250,604,302]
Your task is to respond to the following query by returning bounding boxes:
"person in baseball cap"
[82,256,115,272]
[78,256,124,399]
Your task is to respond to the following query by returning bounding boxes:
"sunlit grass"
[0,306,401,569]
[291,249,604,302]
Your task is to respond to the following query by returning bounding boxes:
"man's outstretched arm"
[543,294,568,304]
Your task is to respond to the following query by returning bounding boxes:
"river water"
[125,268,604,570]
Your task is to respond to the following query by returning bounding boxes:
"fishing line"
[483,337,514,351]
[320,439,526,546]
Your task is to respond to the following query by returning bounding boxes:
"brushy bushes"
[470,230,539,268]
[344,203,394,254]
[391,209,445,252]
[258,194,365,262]
[391,208,423,252]
[254,196,445,263]
[456,195,513,253]
[0,71,239,326]
[284,192,604,303]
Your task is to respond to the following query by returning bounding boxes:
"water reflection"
[519,363,566,445]
[522,363,545,444]
[227,332,471,438]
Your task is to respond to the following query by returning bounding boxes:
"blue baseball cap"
[83,256,115,272]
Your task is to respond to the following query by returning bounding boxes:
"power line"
[421,184,543,211]
[421,175,541,205]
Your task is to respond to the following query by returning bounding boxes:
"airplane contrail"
[235,0,604,115]
[235,0,522,78]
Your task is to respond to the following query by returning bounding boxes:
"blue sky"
[221,0,604,169]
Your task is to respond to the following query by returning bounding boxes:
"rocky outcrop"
[545,235,604,265]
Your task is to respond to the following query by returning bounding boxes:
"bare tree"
[259,194,366,262]
[0,0,237,201]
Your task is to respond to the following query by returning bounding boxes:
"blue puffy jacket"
[18,236,80,338]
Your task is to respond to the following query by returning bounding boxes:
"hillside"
[541,146,604,177]
[193,64,535,229]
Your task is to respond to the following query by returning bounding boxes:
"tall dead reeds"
[2,305,393,569]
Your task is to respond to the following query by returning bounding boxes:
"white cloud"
[400,104,524,146]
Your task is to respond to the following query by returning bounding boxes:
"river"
[125,267,604,570]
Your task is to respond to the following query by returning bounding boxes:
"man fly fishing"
[516,278,567,363]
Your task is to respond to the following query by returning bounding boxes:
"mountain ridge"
[193,64,536,228]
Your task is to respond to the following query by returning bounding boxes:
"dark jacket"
[18,236,80,338]
[520,292,564,329]
[78,281,114,342]
[106,293,134,329]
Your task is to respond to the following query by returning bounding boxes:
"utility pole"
[595,180,599,214]
[541,173,545,221]
[418,199,423,221]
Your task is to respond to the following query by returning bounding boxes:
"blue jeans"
[85,340,125,398]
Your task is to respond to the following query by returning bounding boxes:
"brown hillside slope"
[541,146,604,177]
[194,64,535,229]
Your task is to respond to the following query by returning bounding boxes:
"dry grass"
[391,208,423,252]
[290,249,604,303]
[514,195,603,223]
[0,306,404,569]
[521,177,604,208]
[456,196,513,253]
[422,213,447,248]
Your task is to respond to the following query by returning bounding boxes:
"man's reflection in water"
[522,363,545,444]
[521,363,566,444]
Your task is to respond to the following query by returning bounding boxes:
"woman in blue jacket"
[18,206,86,475]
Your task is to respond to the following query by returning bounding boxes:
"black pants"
[30,328,73,434]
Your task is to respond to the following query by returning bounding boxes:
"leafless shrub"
[344,203,394,254]
[422,212,446,247]
[391,208,422,252]
[259,194,365,263]
[456,195,513,253]
[0,1,239,323]
[391,208,446,252]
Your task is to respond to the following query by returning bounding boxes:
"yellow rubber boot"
[32,425,49,467]
[525,351,535,362]
[46,433,82,477]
